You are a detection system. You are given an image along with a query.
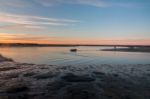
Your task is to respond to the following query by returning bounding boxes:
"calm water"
[0,46,150,65]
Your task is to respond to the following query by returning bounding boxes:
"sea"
[0,46,150,65]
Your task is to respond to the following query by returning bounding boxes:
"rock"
[23,72,36,77]
[0,67,17,71]
[62,83,100,99]
[0,54,13,62]
[3,73,19,79]
[61,73,95,82]
[93,71,105,75]
[3,80,29,93]
[34,72,56,79]
[113,73,119,77]
[47,80,69,91]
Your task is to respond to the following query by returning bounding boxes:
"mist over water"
[0,46,150,65]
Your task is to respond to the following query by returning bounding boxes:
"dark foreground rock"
[0,54,13,62]
[0,58,150,99]
[61,73,95,82]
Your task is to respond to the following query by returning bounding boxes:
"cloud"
[0,33,57,43]
[0,24,46,32]
[0,33,83,44]
[34,0,62,7]
[33,0,141,8]
[0,0,111,8]
[75,0,109,7]
[0,12,79,25]
[0,0,30,8]
[34,0,109,7]
[0,33,26,38]
[0,0,144,9]
[0,12,79,30]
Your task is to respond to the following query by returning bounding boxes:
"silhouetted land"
[1,43,150,53]
[0,43,150,47]
[0,55,150,99]
[102,47,150,53]
[0,43,77,47]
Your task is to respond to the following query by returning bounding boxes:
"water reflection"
[0,46,150,65]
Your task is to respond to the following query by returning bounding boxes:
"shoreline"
[0,55,150,99]
[102,47,150,53]
[0,43,150,48]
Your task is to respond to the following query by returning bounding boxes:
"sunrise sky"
[0,0,150,45]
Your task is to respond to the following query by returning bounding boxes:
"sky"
[0,0,150,45]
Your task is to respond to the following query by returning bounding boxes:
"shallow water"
[0,46,150,65]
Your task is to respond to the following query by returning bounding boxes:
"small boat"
[70,49,77,52]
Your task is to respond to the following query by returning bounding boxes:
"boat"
[70,49,77,52]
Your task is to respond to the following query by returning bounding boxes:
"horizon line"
[0,43,150,47]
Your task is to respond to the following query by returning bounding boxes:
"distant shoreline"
[1,43,150,53]
[102,47,150,53]
[0,43,150,47]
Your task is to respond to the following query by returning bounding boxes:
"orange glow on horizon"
[0,33,150,45]
[1,38,150,45]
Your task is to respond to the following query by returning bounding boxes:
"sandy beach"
[0,55,150,99]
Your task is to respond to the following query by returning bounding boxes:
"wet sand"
[0,55,150,99]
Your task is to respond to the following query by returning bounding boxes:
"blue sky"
[0,0,150,44]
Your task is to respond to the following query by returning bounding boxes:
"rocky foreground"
[0,55,150,99]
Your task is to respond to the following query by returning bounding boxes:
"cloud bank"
[0,12,79,30]
[0,0,30,8]
[0,0,141,8]
[34,0,109,7]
